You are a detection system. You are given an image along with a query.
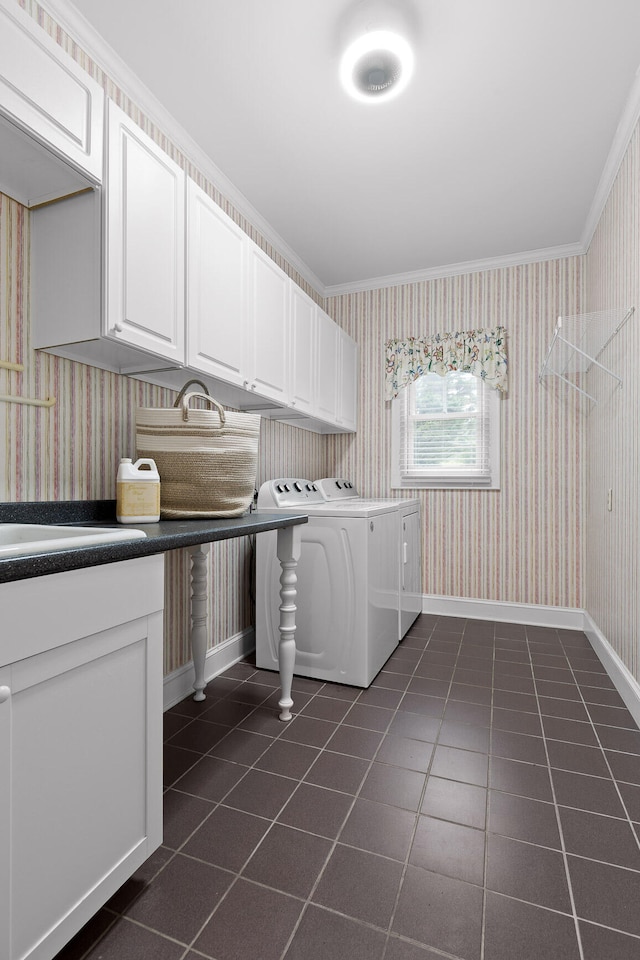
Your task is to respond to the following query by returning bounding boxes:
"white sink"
[0,523,147,558]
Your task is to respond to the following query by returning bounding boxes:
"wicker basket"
[136,385,260,519]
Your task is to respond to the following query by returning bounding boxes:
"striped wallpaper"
[5,0,638,689]
[584,119,640,681]
[325,259,584,609]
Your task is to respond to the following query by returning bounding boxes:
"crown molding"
[36,0,638,301]
[580,63,640,253]
[40,0,326,297]
[323,242,586,297]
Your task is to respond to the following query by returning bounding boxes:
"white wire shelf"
[539,306,634,405]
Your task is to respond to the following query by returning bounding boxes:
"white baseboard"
[421,595,640,725]
[162,603,640,729]
[163,628,255,711]
[583,612,640,729]
[422,594,585,629]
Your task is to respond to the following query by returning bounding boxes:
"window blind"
[398,372,493,485]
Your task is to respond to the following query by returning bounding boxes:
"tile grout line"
[223,661,409,960]
[279,617,450,960]
[380,620,453,950]
[529,628,586,960]
[558,638,640,855]
[480,618,499,960]
[382,619,485,956]
[173,622,640,956]
[162,680,330,959]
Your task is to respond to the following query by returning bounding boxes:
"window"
[391,371,501,489]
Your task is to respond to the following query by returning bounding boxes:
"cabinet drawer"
[0,555,164,665]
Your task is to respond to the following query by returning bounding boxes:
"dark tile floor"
[56,615,640,960]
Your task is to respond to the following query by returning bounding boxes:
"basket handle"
[174,379,211,407]
[180,391,227,424]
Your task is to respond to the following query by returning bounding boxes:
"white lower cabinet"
[0,556,164,960]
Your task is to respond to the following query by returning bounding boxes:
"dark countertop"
[0,500,307,584]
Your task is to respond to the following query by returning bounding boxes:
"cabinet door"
[106,101,185,365]
[337,329,358,431]
[187,180,247,386]
[0,613,163,960]
[0,0,103,188]
[245,242,290,405]
[289,283,317,415]
[316,309,339,423]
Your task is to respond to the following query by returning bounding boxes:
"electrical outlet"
[607,488,613,512]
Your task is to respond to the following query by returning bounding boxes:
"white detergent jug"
[116,457,161,523]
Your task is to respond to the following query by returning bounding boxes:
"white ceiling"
[52,0,640,292]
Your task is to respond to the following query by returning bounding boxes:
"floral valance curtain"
[384,326,508,401]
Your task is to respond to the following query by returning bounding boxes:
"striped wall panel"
[325,257,584,609]
[584,119,640,681]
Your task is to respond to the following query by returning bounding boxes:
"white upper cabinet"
[316,308,339,423]
[12,15,358,433]
[0,0,103,204]
[186,188,291,410]
[105,101,185,365]
[186,180,247,387]
[289,284,317,416]
[245,242,290,405]
[337,327,359,431]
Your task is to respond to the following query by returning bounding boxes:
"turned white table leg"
[276,525,301,721]
[189,543,210,701]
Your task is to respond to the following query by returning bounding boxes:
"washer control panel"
[314,478,360,501]
[257,479,325,509]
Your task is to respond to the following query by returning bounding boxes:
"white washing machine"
[255,479,403,687]
[314,478,422,640]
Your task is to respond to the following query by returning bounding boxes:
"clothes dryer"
[314,478,422,639]
[255,479,401,686]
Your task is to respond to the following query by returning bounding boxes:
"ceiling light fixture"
[340,28,414,103]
